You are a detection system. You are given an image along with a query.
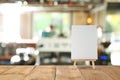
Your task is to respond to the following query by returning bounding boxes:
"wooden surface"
[0,66,119,80]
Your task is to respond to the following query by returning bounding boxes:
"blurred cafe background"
[0,0,120,66]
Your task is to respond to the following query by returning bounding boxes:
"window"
[32,12,71,39]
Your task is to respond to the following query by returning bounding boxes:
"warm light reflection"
[106,15,112,22]
[97,27,102,39]
[87,17,92,24]
[24,55,29,61]
[23,1,28,6]
[10,55,21,64]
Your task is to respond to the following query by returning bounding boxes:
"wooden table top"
[0,65,119,80]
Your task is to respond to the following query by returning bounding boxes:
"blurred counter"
[36,38,72,65]
[37,38,71,52]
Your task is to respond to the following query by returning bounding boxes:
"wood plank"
[56,66,84,80]
[24,66,56,80]
[77,66,113,80]
[0,66,13,73]
[0,66,34,80]
[97,66,120,80]
[0,66,119,80]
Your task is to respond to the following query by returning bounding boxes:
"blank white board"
[71,25,97,60]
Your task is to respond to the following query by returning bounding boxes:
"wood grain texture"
[24,66,56,80]
[97,66,120,80]
[0,66,119,80]
[78,66,113,80]
[55,66,84,80]
[0,66,13,73]
[0,66,34,80]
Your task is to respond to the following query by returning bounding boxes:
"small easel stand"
[73,59,96,69]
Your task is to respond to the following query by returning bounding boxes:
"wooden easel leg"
[92,61,95,69]
[73,60,77,66]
